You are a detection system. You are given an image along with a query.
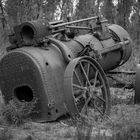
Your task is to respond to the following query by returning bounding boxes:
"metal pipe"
[51,16,98,28]
[100,40,129,54]
[66,25,91,30]
[107,71,136,75]
[49,20,63,25]
[52,29,65,34]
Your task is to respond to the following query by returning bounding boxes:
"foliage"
[0,0,140,43]
[116,0,134,28]
[0,97,37,126]
[102,0,115,23]
[74,0,96,19]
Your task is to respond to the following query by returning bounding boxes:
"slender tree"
[130,0,140,41]
[116,0,133,28]
[75,0,97,19]
[102,0,115,23]
[0,0,8,56]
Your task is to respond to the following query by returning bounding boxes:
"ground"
[0,43,139,140]
[0,86,139,140]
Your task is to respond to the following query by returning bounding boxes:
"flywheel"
[64,56,111,120]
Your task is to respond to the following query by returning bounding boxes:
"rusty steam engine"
[0,16,132,122]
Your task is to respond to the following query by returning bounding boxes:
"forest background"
[0,0,140,51]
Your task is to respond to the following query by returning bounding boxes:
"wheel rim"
[64,56,111,119]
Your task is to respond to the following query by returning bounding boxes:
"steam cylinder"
[0,23,132,122]
[64,24,132,71]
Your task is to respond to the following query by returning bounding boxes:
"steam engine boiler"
[0,16,132,122]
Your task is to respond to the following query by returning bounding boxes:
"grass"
[0,42,139,139]
[1,101,139,140]
[0,97,37,127]
[0,127,13,140]
[0,89,135,140]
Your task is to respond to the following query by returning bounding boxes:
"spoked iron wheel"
[64,56,111,120]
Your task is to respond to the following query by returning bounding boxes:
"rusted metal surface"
[0,17,133,122]
[0,46,68,122]
[108,24,132,65]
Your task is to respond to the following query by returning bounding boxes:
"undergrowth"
[0,97,37,126]
[66,104,140,140]
[0,43,139,140]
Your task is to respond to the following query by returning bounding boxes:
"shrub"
[1,97,37,126]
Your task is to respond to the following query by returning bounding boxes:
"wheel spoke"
[86,63,90,87]
[81,97,91,114]
[94,104,104,116]
[74,70,83,86]
[75,94,85,101]
[90,84,104,91]
[74,89,86,97]
[74,89,82,95]
[87,63,90,76]
[93,71,98,90]
[72,84,87,90]
[94,95,106,103]
[79,62,91,86]
[95,85,104,90]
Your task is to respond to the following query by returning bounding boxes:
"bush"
[1,97,37,126]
